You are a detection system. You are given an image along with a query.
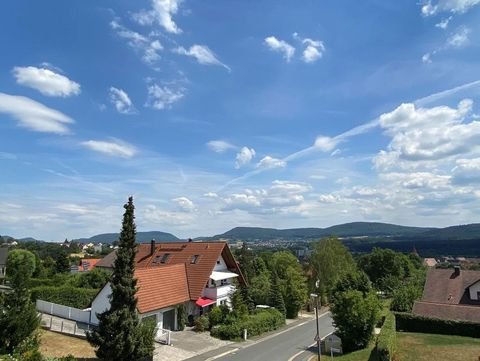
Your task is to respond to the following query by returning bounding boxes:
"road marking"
[205,348,239,361]
[287,342,316,361]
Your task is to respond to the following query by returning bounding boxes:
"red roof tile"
[135,264,190,314]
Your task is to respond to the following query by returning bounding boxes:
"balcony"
[203,284,236,300]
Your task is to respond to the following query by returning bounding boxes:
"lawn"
[39,330,97,360]
[397,332,480,361]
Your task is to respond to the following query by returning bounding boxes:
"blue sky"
[1,0,480,240]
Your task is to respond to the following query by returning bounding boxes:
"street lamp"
[311,284,321,361]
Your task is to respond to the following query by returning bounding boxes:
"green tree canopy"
[0,249,40,353]
[330,271,380,352]
[309,237,356,300]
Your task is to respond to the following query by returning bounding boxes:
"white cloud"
[207,140,236,153]
[375,99,480,170]
[146,84,185,109]
[421,0,480,16]
[270,180,312,194]
[264,36,295,62]
[0,93,74,134]
[302,38,326,63]
[422,52,433,64]
[132,0,183,34]
[12,66,80,97]
[235,147,256,169]
[174,45,230,71]
[446,26,470,47]
[172,196,196,212]
[110,20,163,65]
[256,156,287,169]
[435,16,452,29]
[81,139,137,158]
[203,192,219,198]
[314,136,338,152]
[109,87,135,114]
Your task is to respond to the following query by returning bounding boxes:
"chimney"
[150,239,156,255]
[454,265,461,277]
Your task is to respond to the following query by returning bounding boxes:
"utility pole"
[311,292,321,361]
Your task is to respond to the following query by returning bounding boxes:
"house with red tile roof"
[91,240,245,330]
[79,258,100,272]
[413,266,480,323]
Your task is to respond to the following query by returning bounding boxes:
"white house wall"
[469,282,480,300]
[90,283,112,325]
[214,255,228,271]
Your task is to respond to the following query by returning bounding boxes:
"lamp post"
[310,290,321,361]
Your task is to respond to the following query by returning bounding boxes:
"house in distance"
[92,240,246,330]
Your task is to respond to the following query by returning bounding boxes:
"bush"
[194,315,210,332]
[376,312,396,361]
[395,312,480,338]
[209,306,225,329]
[177,304,186,331]
[31,286,98,309]
[211,309,285,340]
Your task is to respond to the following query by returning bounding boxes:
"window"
[221,279,228,286]
[216,260,221,265]
[152,253,170,264]
[191,255,200,264]
[477,291,480,300]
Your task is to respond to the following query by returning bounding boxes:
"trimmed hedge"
[31,286,98,309]
[395,312,480,338]
[194,315,210,332]
[376,312,396,361]
[211,309,285,340]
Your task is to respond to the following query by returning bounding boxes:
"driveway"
[153,328,232,361]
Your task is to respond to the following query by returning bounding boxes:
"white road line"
[287,342,316,361]
[205,348,239,361]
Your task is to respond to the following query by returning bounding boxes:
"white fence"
[154,324,171,345]
[36,299,91,324]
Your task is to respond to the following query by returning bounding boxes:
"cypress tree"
[270,271,286,317]
[87,196,153,361]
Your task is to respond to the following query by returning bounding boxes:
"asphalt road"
[209,313,334,361]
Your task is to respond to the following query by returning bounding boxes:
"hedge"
[376,312,396,361]
[31,286,98,309]
[395,312,480,338]
[211,309,285,340]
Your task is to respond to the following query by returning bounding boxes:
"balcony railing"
[203,284,236,300]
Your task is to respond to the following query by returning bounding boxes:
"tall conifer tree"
[87,196,153,361]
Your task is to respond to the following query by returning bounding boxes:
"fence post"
[61,320,64,333]
[69,307,72,320]
[50,316,52,329]
[50,302,53,315]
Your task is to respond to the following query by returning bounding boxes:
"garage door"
[163,309,175,330]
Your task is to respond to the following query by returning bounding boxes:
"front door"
[163,309,175,330]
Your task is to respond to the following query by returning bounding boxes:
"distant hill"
[74,231,180,244]
[409,223,480,241]
[0,235,44,243]
[208,222,436,241]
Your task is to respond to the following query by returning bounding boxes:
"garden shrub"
[211,308,285,340]
[376,312,396,361]
[395,312,480,338]
[176,304,186,331]
[31,286,98,309]
[194,315,210,332]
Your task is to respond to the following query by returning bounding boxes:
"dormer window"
[191,255,200,264]
[153,253,170,264]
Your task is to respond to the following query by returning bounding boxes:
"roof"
[421,268,480,305]
[0,248,8,265]
[135,264,190,313]
[79,258,100,272]
[210,270,239,281]
[96,241,246,301]
[413,301,480,323]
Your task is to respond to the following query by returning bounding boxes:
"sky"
[1,0,480,241]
